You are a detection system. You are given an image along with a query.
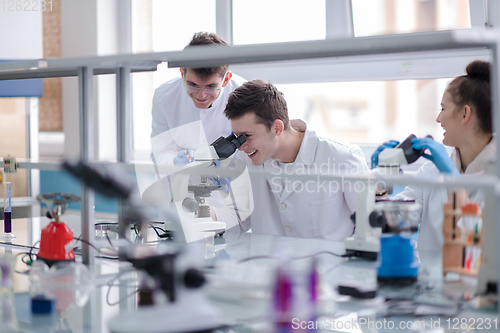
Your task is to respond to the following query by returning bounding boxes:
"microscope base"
[377,276,417,286]
[344,250,378,261]
[108,291,222,333]
[162,220,226,235]
[194,220,226,235]
[345,236,380,261]
[37,257,75,268]
[338,285,377,299]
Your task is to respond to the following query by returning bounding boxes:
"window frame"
[222,0,493,83]
[129,0,496,160]
[215,0,494,164]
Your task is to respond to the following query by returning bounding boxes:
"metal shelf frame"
[0,30,499,282]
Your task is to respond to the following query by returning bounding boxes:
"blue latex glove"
[217,177,231,191]
[371,140,399,169]
[173,149,195,166]
[411,137,459,175]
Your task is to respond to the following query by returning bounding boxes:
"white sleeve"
[152,120,211,177]
[341,146,371,213]
[151,89,170,140]
[392,163,431,204]
[151,89,179,171]
[151,128,179,174]
[392,164,429,225]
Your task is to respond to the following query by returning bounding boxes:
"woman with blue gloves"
[371,60,495,251]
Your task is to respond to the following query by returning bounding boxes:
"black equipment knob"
[369,211,387,229]
[184,268,206,288]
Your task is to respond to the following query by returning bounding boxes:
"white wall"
[0,10,42,208]
[0,10,43,59]
[60,0,130,161]
[60,0,98,159]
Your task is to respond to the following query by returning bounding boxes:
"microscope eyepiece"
[232,135,246,148]
[211,134,247,159]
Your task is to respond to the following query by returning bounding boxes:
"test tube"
[3,182,15,241]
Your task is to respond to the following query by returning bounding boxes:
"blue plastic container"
[377,234,419,281]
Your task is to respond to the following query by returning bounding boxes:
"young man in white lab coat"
[224,80,370,241]
[151,32,246,170]
[149,33,246,221]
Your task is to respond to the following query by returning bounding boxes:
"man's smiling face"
[231,112,278,165]
[181,68,229,109]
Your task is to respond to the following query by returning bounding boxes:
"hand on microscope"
[371,140,399,169]
[411,137,459,175]
[194,202,218,220]
[213,160,231,191]
[173,149,195,166]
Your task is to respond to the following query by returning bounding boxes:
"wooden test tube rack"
[442,202,483,276]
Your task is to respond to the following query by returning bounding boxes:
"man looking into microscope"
[224,80,370,241]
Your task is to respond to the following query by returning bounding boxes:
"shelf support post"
[116,66,132,246]
[78,66,95,267]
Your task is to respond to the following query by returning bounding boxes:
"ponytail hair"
[447,60,492,134]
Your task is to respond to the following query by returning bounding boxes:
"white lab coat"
[237,126,370,241]
[151,74,246,168]
[149,74,246,218]
[394,138,496,251]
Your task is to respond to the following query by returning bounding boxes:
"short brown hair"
[183,32,229,79]
[447,60,492,134]
[224,80,289,131]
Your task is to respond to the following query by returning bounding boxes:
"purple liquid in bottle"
[4,211,11,233]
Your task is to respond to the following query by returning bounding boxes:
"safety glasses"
[183,72,228,96]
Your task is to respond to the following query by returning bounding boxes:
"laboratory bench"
[0,33,498,333]
[0,216,498,333]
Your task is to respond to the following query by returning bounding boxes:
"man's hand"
[214,160,231,191]
[290,119,306,132]
[195,203,217,221]
[173,150,195,166]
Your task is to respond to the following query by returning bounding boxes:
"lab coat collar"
[289,122,317,166]
[450,135,496,175]
[262,122,317,169]
[263,122,318,201]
